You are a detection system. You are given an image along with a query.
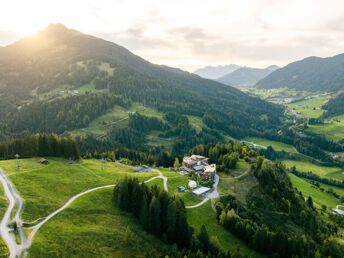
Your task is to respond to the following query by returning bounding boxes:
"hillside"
[323,92,344,117]
[217,65,279,86]
[256,54,344,92]
[0,24,283,154]
[193,64,241,79]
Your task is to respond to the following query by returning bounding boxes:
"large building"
[181,155,216,182]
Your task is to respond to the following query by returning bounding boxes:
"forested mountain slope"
[217,65,279,86]
[0,24,283,152]
[323,92,344,117]
[256,54,344,92]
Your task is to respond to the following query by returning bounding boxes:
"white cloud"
[1,0,344,71]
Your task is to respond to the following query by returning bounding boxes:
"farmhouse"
[182,155,216,182]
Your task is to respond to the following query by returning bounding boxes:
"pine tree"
[139,192,149,230]
[148,196,162,236]
[197,225,210,253]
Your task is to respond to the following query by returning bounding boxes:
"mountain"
[193,64,241,79]
[217,65,279,86]
[256,54,344,91]
[0,24,283,153]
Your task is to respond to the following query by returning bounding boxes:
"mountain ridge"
[256,53,344,91]
[217,65,279,86]
[193,64,241,79]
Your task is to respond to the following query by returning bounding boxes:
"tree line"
[0,133,80,159]
[113,177,237,257]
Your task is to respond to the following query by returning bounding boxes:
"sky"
[1,0,344,71]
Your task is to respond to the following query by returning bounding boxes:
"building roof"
[193,164,204,171]
[204,164,216,173]
[192,186,211,196]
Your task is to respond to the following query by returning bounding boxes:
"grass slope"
[187,202,264,258]
[0,158,158,221]
[243,137,297,153]
[287,95,330,118]
[289,174,340,209]
[29,188,170,257]
[282,159,343,180]
[307,114,344,142]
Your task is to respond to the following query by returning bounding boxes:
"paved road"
[186,174,219,209]
[0,169,28,258]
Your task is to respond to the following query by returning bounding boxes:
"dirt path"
[144,170,168,192]
[27,184,116,244]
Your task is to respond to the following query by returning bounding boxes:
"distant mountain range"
[256,54,344,92]
[217,65,280,86]
[193,64,241,79]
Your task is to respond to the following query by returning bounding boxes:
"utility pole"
[15,154,20,171]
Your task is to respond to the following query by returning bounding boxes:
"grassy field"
[68,103,164,138]
[282,159,344,180]
[0,158,158,221]
[289,174,340,209]
[0,158,264,257]
[243,137,297,153]
[307,114,344,142]
[29,188,170,257]
[287,95,330,118]
[187,202,264,258]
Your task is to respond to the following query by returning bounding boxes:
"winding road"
[0,169,28,258]
[0,167,214,257]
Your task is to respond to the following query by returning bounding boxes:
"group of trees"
[0,133,80,159]
[8,93,129,134]
[113,178,234,257]
[323,93,344,118]
[214,159,343,258]
[191,142,257,173]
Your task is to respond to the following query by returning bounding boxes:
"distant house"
[192,186,211,197]
[133,165,151,172]
[39,158,49,165]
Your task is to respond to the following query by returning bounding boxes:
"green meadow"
[243,137,297,153]
[289,174,340,209]
[287,95,330,118]
[307,114,344,142]
[282,159,344,180]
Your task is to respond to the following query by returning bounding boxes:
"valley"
[0,22,344,257]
